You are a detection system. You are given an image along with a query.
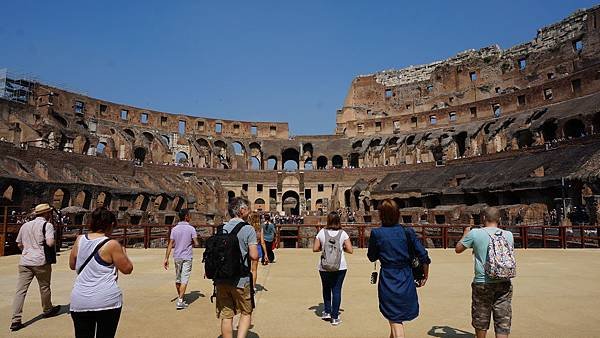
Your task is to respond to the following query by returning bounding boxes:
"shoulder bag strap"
[77,238,112,274]
[230,221,248,236]
[41,222,48,244]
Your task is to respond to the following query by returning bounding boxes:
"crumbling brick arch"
[74,190,92,210]
[96,191,112,208]
[73,135,90,155]
[171,196,185,212]
[1,184,15,205]
[214,140,230,169]
[122,128,136,139]
[154,194,169,211]
[348,153,360,168]
[52,188,71,209]
[453,131,469,157]
[133,193,150,211]
[514,129,534,149]
[134,147,148,163]
[175,151,189,164]
[539,118,559,142]
[249,142,262,170]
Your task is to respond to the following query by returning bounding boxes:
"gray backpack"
[320,230,343,271]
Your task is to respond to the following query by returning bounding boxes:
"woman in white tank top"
[69,207,133,338]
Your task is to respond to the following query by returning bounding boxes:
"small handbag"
[403,227,425,283]
[42,222,57,265]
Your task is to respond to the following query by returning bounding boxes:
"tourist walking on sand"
[249,212,269,291]
[262,214,276,263]
[455,207,515,338]
[69,207,133,338]
[214,197,258,338]
[367,199,430,338]
[313,212,353,326]
[164,208,199,310]
[10,203,61,332]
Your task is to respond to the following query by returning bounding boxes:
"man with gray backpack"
[455,207,516,338]
[312,212,353,326]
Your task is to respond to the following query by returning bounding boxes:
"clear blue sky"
[2,0,598,135]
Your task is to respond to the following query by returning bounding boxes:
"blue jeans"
[319,270,347,319]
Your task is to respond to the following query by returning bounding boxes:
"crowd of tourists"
[9,199,516,338]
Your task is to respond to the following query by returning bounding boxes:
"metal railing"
[2,219,599,255]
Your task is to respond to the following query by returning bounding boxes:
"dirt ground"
[1,248,599,338]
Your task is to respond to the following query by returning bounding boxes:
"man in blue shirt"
[456,207,514,338]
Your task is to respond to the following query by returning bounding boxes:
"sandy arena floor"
[1,248,599,338]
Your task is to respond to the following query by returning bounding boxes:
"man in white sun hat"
[10,203,61,332]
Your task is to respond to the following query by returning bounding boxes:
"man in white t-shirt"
[10,204,61,331]
[313,212,353,326]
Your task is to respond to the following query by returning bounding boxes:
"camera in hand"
[370,271,378,284]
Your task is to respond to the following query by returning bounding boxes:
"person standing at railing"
[163,208,199,310]
[367,199,430,338]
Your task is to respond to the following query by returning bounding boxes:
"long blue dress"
[367,225,431,323]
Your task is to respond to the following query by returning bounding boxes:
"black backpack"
[203,221,249,280]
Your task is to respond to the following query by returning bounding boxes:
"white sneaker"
[331,318,342,326]
[176,299,188,310]
[321,312,331,321]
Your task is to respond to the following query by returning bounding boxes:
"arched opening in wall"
[161,135,171,147]
[316,156,328,170]
[52,114,68,127]
[369,138,381,148]
[464,194,478,206]
[407,197,422,207]
[142,132,154,143]
[133,194,150,211]
[515,129,534,148]
[332,155,343,169]
[354,191,360,210]
[393,198,406,209]
[282,190,300,215]
[232,142,245,155]
[176,151,189,164]
[406,135,416,146]
[431,145,444,163]
[540,119,558,142]
[74,191,92,209]
[154,195,169,211]
[424,195,441,208]
[197,138,210,148]
[266,157,278,170]
[564,119,586,138]
[344,190,351,208]
[349,153,359,168]
[96,192,111,208]
[134,147,147,163]
[96,142,107,155]
[593,112,600,134]
[453,131,468,157]
[282,148,299,171]
[227,191,236,202]
[254,198,266,211]
[250,157,261,170]
[58,135,68,151]
[352,140,363,149]
[1,185,14,205]
[304,159,313,170]
[123,129,135,139]
[52,189,70,209]
[303,143,313,159]
[172,196,185,212]
[315,198,324,212]
[388,137,399,146]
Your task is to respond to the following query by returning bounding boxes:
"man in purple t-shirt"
[164,209,199,310]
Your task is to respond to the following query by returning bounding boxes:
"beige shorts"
[174,259,193,284]
[215,283,252,319]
